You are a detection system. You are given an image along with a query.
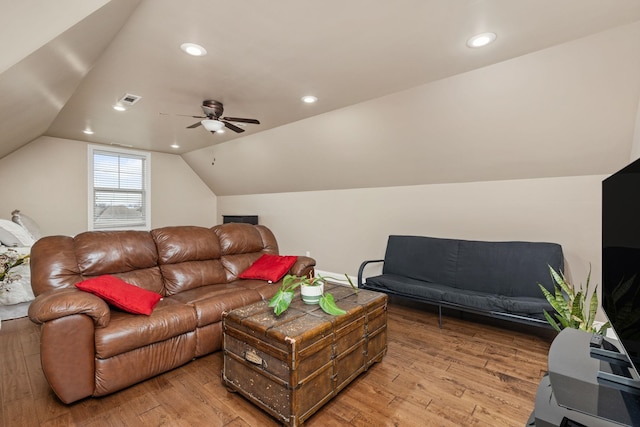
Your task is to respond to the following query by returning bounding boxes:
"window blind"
[92,150,147,229]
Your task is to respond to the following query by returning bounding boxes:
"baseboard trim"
[314,269,357,287]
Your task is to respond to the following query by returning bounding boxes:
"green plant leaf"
[598,321,611,336]
[584,265,591,292]
[538,284,554,304]
[345,274,358,292]
[586,285,598,330]
[281,274,303,291]
[543,310,561,332]
[552,287,570,319]
[268,289,295,316]
[570,291,584,319]
[554,312,571,329]
[319,292,346,316]
[315,274,359,293]
[549,266,572,297]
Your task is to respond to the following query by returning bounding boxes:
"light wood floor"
[0,301,554,426]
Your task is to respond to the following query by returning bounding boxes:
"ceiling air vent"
[118,93,142,106]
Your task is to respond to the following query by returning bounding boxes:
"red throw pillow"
[76,275,162,315]
[238,254,298,283]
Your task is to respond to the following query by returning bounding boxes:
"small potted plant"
[300,276,324,305]
[539,264,610,335]
[269,273,357,316]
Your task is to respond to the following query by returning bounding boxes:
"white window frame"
[88,145,151,231]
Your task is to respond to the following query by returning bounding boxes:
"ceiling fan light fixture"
[466,32,497,48]
[180,43,207,57]
[201,119,225,132]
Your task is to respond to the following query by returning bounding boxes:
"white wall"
[219,174,604,290]
[150,150,218,229]
[0,136,217,236]
[630,95,640,162]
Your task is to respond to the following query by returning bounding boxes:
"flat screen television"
[602,157,640,380]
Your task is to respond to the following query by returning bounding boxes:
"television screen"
[602,158,640,378]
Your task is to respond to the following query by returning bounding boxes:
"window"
[88,145,151,230]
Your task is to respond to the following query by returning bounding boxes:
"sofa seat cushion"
[229,279,280,300]
[442,288,551,317]
[441,288,504,312]
[169,284,263,326]
[366,274,449,302]
[95,298,196,359]
[367,274,552,319]
[499,296,552,317]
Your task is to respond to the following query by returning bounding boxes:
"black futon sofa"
[358,235,564,328]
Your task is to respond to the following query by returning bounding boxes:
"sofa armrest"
[28,287,111,328]
[290,255,316,277]
[358,259,385,288]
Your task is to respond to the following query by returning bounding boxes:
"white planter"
[301,283,323,305]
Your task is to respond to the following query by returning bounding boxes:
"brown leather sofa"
[27,223,315,404]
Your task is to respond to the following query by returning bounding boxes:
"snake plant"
[538,265,610,335]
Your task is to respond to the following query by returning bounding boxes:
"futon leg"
[438,305,442,329]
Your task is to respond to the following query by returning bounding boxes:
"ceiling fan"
[185,100,260,133]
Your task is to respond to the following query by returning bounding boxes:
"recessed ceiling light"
[83,129,94,135]
[466,32,497,48]
[301,95,318,103]
[180,43,207,57]
[217,129,225,134]
[113,104,126,111]
[170,143,180,149]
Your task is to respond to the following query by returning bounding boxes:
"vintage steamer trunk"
[222,284,387,426]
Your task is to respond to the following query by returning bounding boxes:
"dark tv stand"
[591,347,640,394]
[530,328,640,426]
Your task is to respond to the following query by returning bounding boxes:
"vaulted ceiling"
[2,0,640,195]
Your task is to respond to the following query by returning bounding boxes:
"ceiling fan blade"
[186,121,202,129]
[177,114,207,118]
[222,117,260,125]
[222,121,245,133]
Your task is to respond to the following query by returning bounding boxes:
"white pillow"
[0,219,35,247]
[11,210,42,240]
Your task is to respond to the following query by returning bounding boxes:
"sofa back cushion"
[381,235,563,298]
[29,224,285,298]
[382,236,458,286]
[152,226,227,296]
[214,223,279,282]
[74,230,164,294]
[456,240,563,297]
[30,236,81,295]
